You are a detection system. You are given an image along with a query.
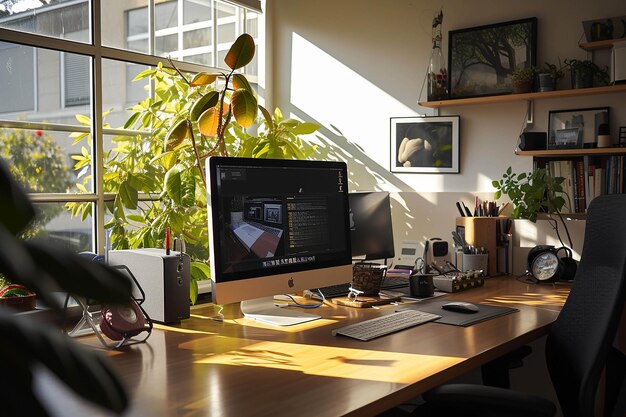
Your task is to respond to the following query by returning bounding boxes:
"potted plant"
[563,59,609,89]
[536,61,565,92]
[492,166,567,222]
[511,66,536,93]
[68,34,319,304]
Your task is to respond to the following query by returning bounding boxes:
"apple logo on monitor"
[288,277,294,288]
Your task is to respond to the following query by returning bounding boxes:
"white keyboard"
[332,309,441,341]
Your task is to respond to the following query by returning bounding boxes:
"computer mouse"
[441,301,479,314]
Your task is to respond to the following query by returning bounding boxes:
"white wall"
[266,0,626,274]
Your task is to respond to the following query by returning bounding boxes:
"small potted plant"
[563,59,609,89]
[511,66,536,93]
[0,275,36,312]
[492,166,567,222]
[536,61,565,92]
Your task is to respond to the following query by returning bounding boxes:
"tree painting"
[449,18,537,98]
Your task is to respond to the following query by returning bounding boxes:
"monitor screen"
[349,192,395,261]
[206,157,352,325]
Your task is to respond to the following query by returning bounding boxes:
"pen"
[461,201,473,217]
[456,202,465,217]
[166,226,171,255]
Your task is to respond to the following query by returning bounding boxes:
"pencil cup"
[461,253,488,274]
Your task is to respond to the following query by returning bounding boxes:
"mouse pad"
[397,299,518,327]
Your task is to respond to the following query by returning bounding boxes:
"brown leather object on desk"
[90,277,569,417]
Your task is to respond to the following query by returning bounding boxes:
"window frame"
[0,0,261,253]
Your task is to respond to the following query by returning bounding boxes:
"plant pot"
[571,68,593,89]
[512,79,533,94]
[0,294,37,312]
[537,73,554,92]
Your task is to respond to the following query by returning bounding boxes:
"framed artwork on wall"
[548,107,610,149]
[390,116,460,174]
[448,17,537,99]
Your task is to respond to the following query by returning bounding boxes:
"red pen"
[166,227,171,255]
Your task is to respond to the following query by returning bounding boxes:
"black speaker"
[518,132,547,151]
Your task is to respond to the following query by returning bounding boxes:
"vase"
[427,11,448,101]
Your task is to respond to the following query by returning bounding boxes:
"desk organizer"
[351,263,386,296]
[433,271,485,293]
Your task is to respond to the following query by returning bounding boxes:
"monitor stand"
[240,296,321,326]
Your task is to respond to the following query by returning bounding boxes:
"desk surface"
[94,277,569,417]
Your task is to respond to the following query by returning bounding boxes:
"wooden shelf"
[516,147,626,157]
[579,37,626,51]
[418,84,626,108]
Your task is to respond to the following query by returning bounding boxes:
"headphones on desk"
[527,245,577,283]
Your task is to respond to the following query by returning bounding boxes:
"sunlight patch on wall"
[290,32,413,169]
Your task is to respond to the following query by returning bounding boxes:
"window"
[0,0,262,253]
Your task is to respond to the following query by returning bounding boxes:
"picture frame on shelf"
[548,107,610,150]
[390,116,460,174]
[448,17,537,99]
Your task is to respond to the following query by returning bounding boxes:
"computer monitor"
[349,192,395,261]
[206,156,353,326]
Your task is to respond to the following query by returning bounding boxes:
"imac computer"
[206,156,353,326]
[349,191,395,261]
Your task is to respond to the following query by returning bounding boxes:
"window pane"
[156,33,178,55]
[217,22,236,44]
[185,52,212,65]
[127,6,148,36]
[0,128,76,193]
[183,0,212,24]
[216,1,235,18]
[64,52,90,107]
[156,0,178,30]
[0,0,89,43]
[104,1,148,52]
[0,42,34,113]
[183,27,211,49]
[0,43,93,194]
[28,202,94,253]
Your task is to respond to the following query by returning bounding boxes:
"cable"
[283,293,324,309]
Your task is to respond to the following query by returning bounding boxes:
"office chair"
[414,194,626,417]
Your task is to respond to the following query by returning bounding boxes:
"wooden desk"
[93,277,569,417]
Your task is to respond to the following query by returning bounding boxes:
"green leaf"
[231,89,257,128]
[292,122,320,135]
[191,262,211,281]
[258,105,274,131]
[189,91,219,122]
[164,119,190,151]
[232,74,255,97]
[118,180,138,210]
[123,112,141,129]
[164,165,184,205]
[189,72,219,86]
[75,114,91,126]
[224,33,255,70]
[133,68,156,81]
[198,108,220,137]
[494,190,501,200]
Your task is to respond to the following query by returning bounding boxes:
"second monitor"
[349,191,395,261]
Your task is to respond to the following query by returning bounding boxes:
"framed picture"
[548,107,610,149]
[390,116,460,174]
[448,17,537,99]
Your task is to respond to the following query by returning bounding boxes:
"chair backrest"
[546,194,626,417]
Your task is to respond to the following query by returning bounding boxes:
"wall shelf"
[515,147,626,157]
[579,38,626,51]
[418,84,626,108]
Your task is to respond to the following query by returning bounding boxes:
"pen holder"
[461,253,488,275]
[351,263,385,296]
